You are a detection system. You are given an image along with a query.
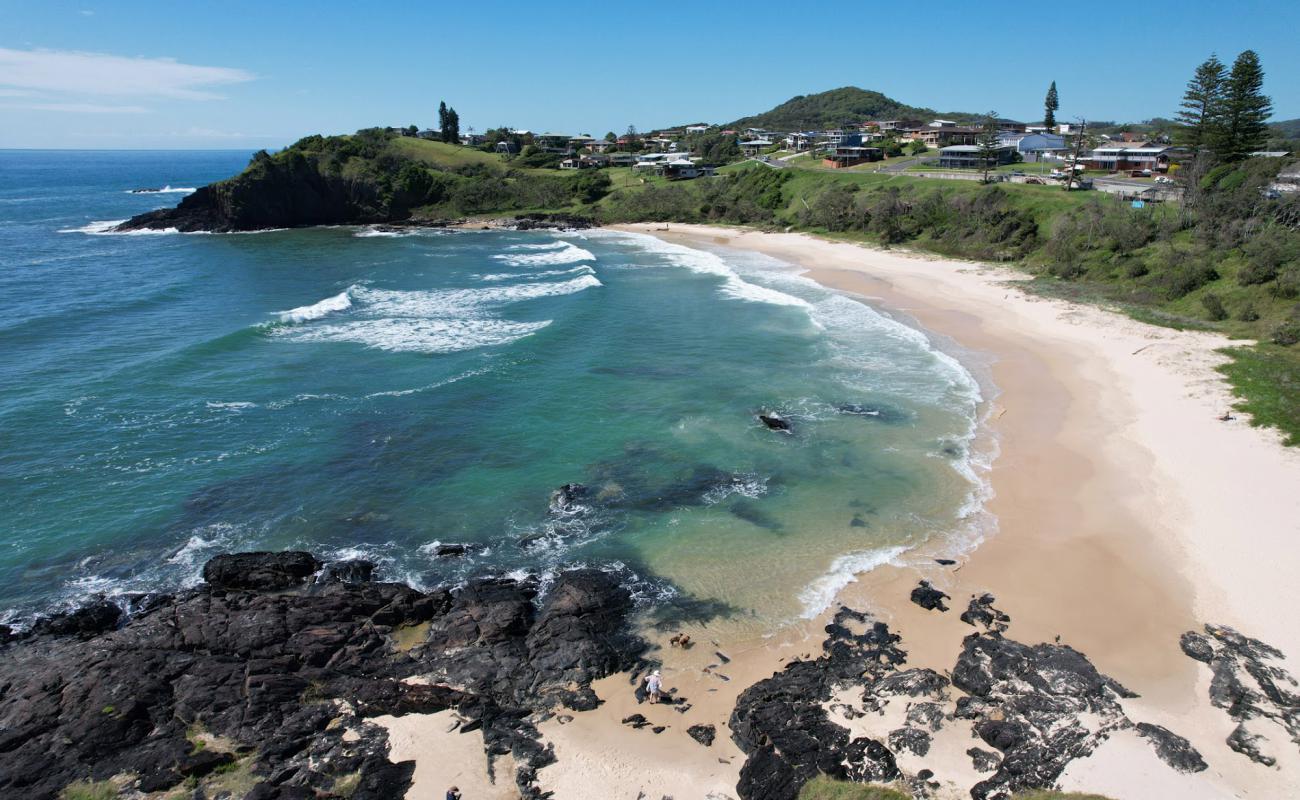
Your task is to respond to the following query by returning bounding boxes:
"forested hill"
[727,86,960,130]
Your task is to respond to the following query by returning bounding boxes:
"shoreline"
[546,222,1300,799]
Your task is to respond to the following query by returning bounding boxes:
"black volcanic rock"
[688,723,717,746]
[757,413,792,432]
[909,580,950,612]
[1135,722,1207,773]
[0,552,645,800]
[319,558,376,583]
[202,550,321,590]
[30,598,123,638]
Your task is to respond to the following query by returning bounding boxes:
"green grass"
[59,781,119,800]
[389,138,510,171]
[1218,345,1300,445]
[797,776,910,800]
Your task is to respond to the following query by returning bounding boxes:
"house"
[1085,143,1172,173]
[658,158,715,180]
[938,144,1016,169]
[588,140,615,153]
[928,119,958,128]
[417,129,441,140]
[607,152,635,166]
[740,139,774,157]
[786,131,822,152]
[902,126,982,147]
[495,141,519,155]
[459,133,486,147]
[823,135,883,168]
[568,135,599,151]
[1001,132,1068,162]
[685,124,710,134]
[559,156,602,170]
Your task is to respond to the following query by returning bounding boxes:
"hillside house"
[823,135,883,168]
[685,124,710,134]
[1085,143,1172,173]
[938,144,1016,169]
[740,139,775,157]
[1000,132,1069,162]
[902,126,982,147]
[559,156,604,170]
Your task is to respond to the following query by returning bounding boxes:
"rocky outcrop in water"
[1180,623,1299,767]
[0,552,644,799]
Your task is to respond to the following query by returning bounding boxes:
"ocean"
[0,150,991,633]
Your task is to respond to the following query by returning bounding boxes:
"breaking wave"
[276,290,353,323]
[492,240,595,266]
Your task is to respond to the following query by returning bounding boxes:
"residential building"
[459,133,486,147]
[559,156,604,170]
[685,124,710,134]
[938,144,1016,169]
[740,138,775,157]
[607,152,635,166]
[785,131,822,152]
[417,129,441,140]
[568,135,598,151]
[1085,143,1172,173]
[901,126,982,147]
[1000,132,1068,162]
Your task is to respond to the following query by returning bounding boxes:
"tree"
[1175,55,1226,154]
[437,101,448,139]
[603,131,617,142]
[976,110,1001,183]
[443,107,461,145]
[1044,81,1059,128]
[1213,50,1272,161]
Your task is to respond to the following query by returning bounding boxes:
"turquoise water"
[0,150,988,630]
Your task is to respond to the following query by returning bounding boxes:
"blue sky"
[3,0,1298,149]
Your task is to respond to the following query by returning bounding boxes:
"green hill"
[1270,118,1300,140]
[726,86,947,131]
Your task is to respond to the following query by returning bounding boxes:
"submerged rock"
[757,413,792,433]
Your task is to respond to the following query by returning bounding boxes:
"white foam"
[492,241,595,266]
[277,290,353,323]
[479,265,595,281]
[797,545,909,619]
[593,230,813,309]
[205,401,257,411]
[126,185,196,194]
[354,226,416,238]
[286,317,553,353]
[507,241,568,251]
[58,219,180,235]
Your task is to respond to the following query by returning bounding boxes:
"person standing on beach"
[446,787,461,800]
[644,669,662,703]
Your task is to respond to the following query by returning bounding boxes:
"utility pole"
[1064,118,1088,191]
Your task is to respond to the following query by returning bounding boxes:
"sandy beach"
[381,223,1300,799]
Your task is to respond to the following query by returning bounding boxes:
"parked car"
[1153,176,1174,185]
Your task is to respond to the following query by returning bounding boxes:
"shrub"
[1201,292,1228,321]
[1272,320,1300,346]
[1237,302,1260,321]
[60,781,119,800]
[1275,267,1300,299]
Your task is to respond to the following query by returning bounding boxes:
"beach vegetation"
[1012,793,1117,800]
[796,776,911,800]
[59,781,119,800]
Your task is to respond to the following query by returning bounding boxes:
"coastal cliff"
[116,129,610,233]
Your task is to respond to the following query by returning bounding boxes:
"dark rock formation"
[431,543,477,558]
[757,413,792,433]
[1180,623,1298,767]
[201,550,321,590]
[512,213,595,231]
[319,558,376,583]
[729,607,903,800]
[549,483,591,515]
[888,726,931,757]
[29,598,124,638]
[689,724,717,746]
[0,552,644,800]
[909,580,951,612]
[1135,722,1208,773]
[967,747,1000,773]
[959,593,1010,633]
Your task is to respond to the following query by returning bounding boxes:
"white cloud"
[80,9,94,15]
[1,102,149,113]
[0,47,254,100]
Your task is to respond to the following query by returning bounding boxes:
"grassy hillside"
[596,157,1300,444]
[727,87,940,130]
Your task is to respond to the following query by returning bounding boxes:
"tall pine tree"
[1214,50,1272,161]
[1175,55,1226,154]
[444,107,461,145]
[976,110,1002,184]
[437,101,448,139]
[1044,81,1059,128]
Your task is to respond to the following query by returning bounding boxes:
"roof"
[940,144,1015,153]
[741,139,774,146]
